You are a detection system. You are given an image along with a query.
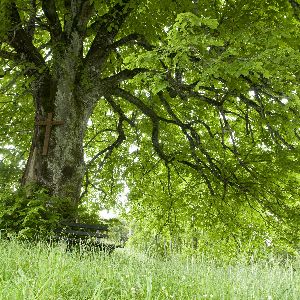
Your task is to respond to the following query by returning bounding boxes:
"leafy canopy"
[0,0,299,250]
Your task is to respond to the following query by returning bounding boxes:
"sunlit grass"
[0,239,299,299]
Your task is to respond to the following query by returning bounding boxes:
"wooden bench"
[54,222,122,253]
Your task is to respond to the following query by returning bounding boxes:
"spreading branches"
[178,160,215,195]
[112,88,230,194]
[61,0,95,38]
[86,115,126,170]
[239,90,296,149]
[157,92,225,187]
[113,88,170,161]
[83,112,126,197]
[84,0,133,70]
[3,1,45,71]
[157,91,186,127]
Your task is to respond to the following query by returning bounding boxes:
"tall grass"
[0,239,299,299]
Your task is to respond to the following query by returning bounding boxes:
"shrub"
[0,185,74,239]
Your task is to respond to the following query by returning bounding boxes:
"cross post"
[36,112,64,155]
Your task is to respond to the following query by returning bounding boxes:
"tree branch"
[151,119,169,161]
[113,87,160,121]
[158,91,224,181]
[110,33,154,51]
[41,0,63,42]
[84,0,133,74]
[178,160,215,195]
[4,2,45,70]
[165,72,221,106]
[157,92,187,127]
[84,128,117,148]
[86,117,126,169]
[101,68,148,86]
[104,96,135,126]
[113,88,173,162]
[72,0,95,35]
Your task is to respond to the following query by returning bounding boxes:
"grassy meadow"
[0,239,299,300]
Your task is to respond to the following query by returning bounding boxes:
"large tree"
[0,0,299,236]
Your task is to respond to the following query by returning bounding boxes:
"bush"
[0,185,74,239]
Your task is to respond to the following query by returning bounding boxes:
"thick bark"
[21,35,90,219]
[22,81,88,210]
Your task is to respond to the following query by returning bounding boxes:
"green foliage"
[76,205,103,224]
[104,218,129,244]
[0,0,11,40]
[0,186,75,239]
[0,0,299,258]
[116,0,300,256]
[125,160,300,258]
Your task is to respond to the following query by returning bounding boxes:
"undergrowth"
[0,239,299,299]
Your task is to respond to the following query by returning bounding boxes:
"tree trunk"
[21,38,90,219]
[22,83,87,211]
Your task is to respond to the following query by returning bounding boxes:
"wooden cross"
[36,112,64,155]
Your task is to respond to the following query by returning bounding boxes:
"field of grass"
[0,239,299,300]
